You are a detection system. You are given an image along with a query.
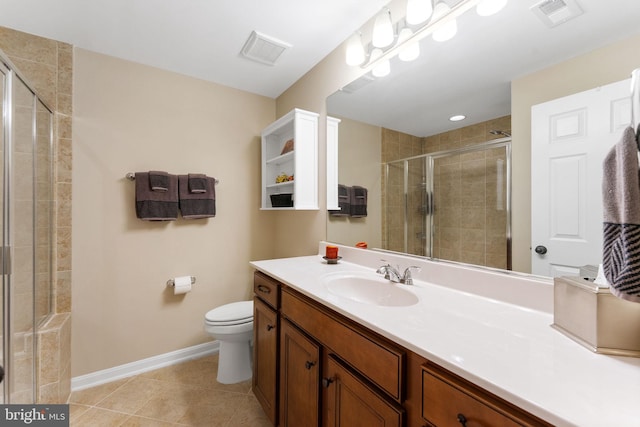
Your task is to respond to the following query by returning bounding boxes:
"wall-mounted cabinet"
[261,108,319,210]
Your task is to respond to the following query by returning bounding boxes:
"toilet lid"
[205,300,253,324]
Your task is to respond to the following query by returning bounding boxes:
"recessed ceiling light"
[449,115,466,121]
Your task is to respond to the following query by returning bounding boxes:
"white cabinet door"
[531,79,631,277]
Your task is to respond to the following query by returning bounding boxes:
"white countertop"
[250,244,640,427]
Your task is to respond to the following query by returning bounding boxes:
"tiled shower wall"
[382,116,511,269]
[0,26,72,403]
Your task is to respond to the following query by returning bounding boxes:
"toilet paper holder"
[166,276,196,287]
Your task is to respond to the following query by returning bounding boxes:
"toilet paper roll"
[173,275,192,295]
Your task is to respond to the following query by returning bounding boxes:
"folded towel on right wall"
[178,174,216,219]
[602,126,640,303]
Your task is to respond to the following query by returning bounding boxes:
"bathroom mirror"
[326,0,640,276]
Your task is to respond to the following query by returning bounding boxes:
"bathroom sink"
[320,272,419,307]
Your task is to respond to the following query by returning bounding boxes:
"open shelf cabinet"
[261,108,319,210]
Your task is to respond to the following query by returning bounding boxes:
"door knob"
[534,245,547,255]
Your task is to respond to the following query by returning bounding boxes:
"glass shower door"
[0,57,5,405]
[383,140,511,270]
[429,143,510,269]
[384,157,428,256]
[6,67,37,403]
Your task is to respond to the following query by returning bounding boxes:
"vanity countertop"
[250,246,640,427]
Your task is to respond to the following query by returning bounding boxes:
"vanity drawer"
[254,271,280,309]
[281,288,404,402]
[421,363,551,427]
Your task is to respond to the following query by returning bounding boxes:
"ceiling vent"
[240,31,291,66]
[340,74,375,94]
[530,0,584,28]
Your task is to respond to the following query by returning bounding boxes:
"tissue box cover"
[552,276,640,357]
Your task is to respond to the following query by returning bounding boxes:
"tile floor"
[68,354,272,426]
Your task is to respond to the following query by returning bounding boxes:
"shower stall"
[383,138,511,270]
[0,53,54,402]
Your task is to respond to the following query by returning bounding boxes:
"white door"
[531,79,631,277]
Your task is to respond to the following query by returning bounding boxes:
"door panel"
[279,319,320,427]
[531,79,631,276]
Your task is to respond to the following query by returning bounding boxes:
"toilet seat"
[205,300,253,326]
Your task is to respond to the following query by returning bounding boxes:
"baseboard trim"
[71,341,219,392]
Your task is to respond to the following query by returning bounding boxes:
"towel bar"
[126,172,219,184]
[166,276,196,287]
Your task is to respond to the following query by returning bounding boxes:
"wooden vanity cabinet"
[279,318,321,426]
[410,355,553,427]
[253,272,281,425]
[280,287,405,427]
[323,354,404,427]
[253,271,551,427]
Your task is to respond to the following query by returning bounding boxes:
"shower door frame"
[384,137,512,269]
[0,50,55,403]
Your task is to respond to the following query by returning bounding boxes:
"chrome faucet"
[376,262,421,285]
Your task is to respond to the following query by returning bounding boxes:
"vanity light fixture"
[372,8,395,48]
[476,0,508,16]
[346,0,504,75]
[371,48,391,77]
[432,2,458,42]
[345,32,366,66]
[406,0,434,25]
[398,28,420,61]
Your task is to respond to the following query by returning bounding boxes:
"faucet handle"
[402,266,421,285]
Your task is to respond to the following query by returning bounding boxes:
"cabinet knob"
[305,361,316,370]
[322,377,334,388]
[257,285,271,294]
[266,324,275,331]
[457,413,468,427]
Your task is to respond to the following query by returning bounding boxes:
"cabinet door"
[253,298,279,425]
[323,355,403,427]
[280,319,321,427]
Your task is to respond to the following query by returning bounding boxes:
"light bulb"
[406,0,433,25]
[476,0,508,16]
[345,32,365,66]
[372,9,394,48]
[432,2,457,42]
[370,48,390,77]
[398,28,420,62]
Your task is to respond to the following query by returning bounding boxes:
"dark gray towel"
[178,175,216,219]
[350,186,368,218]
[135,172,178,220]
[330,184,351,217]
[602,126,640,303]
[188,173,207,193]
[149,170,169,192]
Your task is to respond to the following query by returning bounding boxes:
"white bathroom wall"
[72,49,276,376]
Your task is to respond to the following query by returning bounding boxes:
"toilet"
[204,300,254,384]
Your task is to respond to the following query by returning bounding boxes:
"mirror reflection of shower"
[382,128,511,270]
